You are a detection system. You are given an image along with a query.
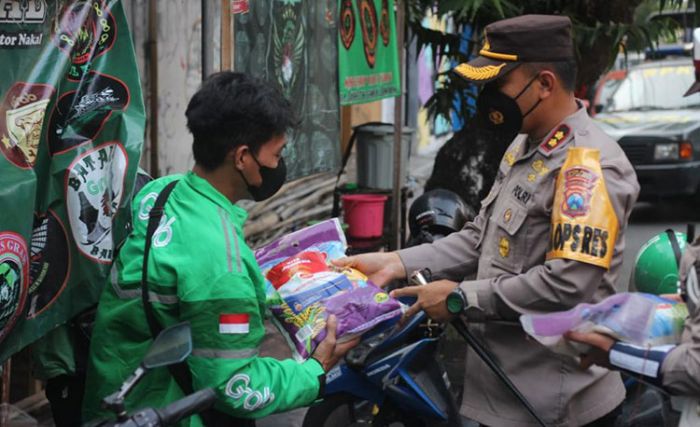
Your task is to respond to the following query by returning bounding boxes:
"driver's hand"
[564,331,616,369]
[312,315,360,372]
[332,252,405,287]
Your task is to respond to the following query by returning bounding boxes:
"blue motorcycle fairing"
[325,362,385,404]
[326,326,448,421]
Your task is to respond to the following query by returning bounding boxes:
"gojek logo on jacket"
[225,373,275,411]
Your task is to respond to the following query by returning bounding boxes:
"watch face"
[446,290,464,314]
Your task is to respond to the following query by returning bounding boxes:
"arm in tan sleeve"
[459,163,639,321]
[660,309,700,396]
[398,211,485,282]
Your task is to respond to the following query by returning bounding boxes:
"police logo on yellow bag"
[547,148,618,269]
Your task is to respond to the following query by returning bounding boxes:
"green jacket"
[82,172,323,425]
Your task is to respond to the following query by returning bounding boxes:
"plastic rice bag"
[520,292,689,356]
[255,219,404,361]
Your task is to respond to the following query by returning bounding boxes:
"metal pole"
[147,0,159,177]
[451,320,549,427]
[221,0,232,70]
[201,0,210,79]
[1,358,10,425]
[391,0,405,250]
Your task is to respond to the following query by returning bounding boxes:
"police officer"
[336,15,640,426]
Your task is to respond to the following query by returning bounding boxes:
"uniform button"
[504,209,512,223]
[499,237,510,258]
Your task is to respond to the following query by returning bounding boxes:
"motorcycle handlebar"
[155,388,217,425]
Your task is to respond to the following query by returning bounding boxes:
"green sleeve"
[180,272,324,419]
[32,324,76,380]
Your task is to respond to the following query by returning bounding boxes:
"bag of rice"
[255,219,404,360]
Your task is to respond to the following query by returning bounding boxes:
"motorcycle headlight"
[654,143,679,161]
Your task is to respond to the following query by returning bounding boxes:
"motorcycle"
[84,322,216,427]
[302,274,462,427]
[305,189,526,427]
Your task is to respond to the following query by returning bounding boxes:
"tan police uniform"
[666,237,700,426]
[398,15,640,427]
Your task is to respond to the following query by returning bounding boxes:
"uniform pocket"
[488,202,528,274]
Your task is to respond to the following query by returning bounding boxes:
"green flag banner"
[0,0,145,361]
[338,0,400,105]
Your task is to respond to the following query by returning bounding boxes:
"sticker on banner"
[0,82,55,168]
[48,71,129,155]
[27,211,70,318]
[53,0,117,80]
[0,232,29,343]
[65,142,127,263]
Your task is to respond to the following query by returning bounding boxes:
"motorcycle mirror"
[102,322,192,420]
[143,322,193,369]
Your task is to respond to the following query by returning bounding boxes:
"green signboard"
[338,0,400,105]
[0,0,144,361]
[235,0,342,180]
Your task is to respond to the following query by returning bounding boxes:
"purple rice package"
[520,292,689,357]
[255,219,404,360]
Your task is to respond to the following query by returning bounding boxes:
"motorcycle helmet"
[633,230,687,294]
[408,189,474,245]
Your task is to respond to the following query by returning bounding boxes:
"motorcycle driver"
[335,15,640,426]
[565,68,700,425]
[82,72,358,425]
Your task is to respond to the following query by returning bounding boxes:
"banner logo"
[65,142,127,263]
[339,0,355,50]
[359,0,378,68]
[0,232,29,343]
[28,211,70,318]
[0,82,54,168]
[48,71,129,155]
[53,0,116,80]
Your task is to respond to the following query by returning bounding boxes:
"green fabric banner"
[338,0,400,105]
[0,0,144,362]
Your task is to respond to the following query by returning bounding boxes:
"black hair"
[186,72,298,170]
[526,60,578,92]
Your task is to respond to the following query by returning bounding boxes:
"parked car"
[595,59,700,201]
[589,69,627,116]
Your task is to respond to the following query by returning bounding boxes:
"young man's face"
[243,134,286,186]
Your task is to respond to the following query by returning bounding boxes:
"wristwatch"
[446,286,467,315]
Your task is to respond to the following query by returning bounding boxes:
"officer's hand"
[390,280,458,323]
[312,315,361,372]
[332,252,405,287]
[564,331,616,369]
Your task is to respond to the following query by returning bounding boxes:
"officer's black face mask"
[476,72,542,140]
[238,151,287,202]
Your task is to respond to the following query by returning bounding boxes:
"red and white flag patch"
[219,314,250,334]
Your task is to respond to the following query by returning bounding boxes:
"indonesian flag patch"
[219,314,250,334]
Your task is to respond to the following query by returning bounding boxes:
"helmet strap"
[665,229,682,270]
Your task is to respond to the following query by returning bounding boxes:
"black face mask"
[239,154,287,202]
[476,73,542,140]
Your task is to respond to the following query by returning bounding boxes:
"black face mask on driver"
[238,153,287,202]
[476,72,542,140]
